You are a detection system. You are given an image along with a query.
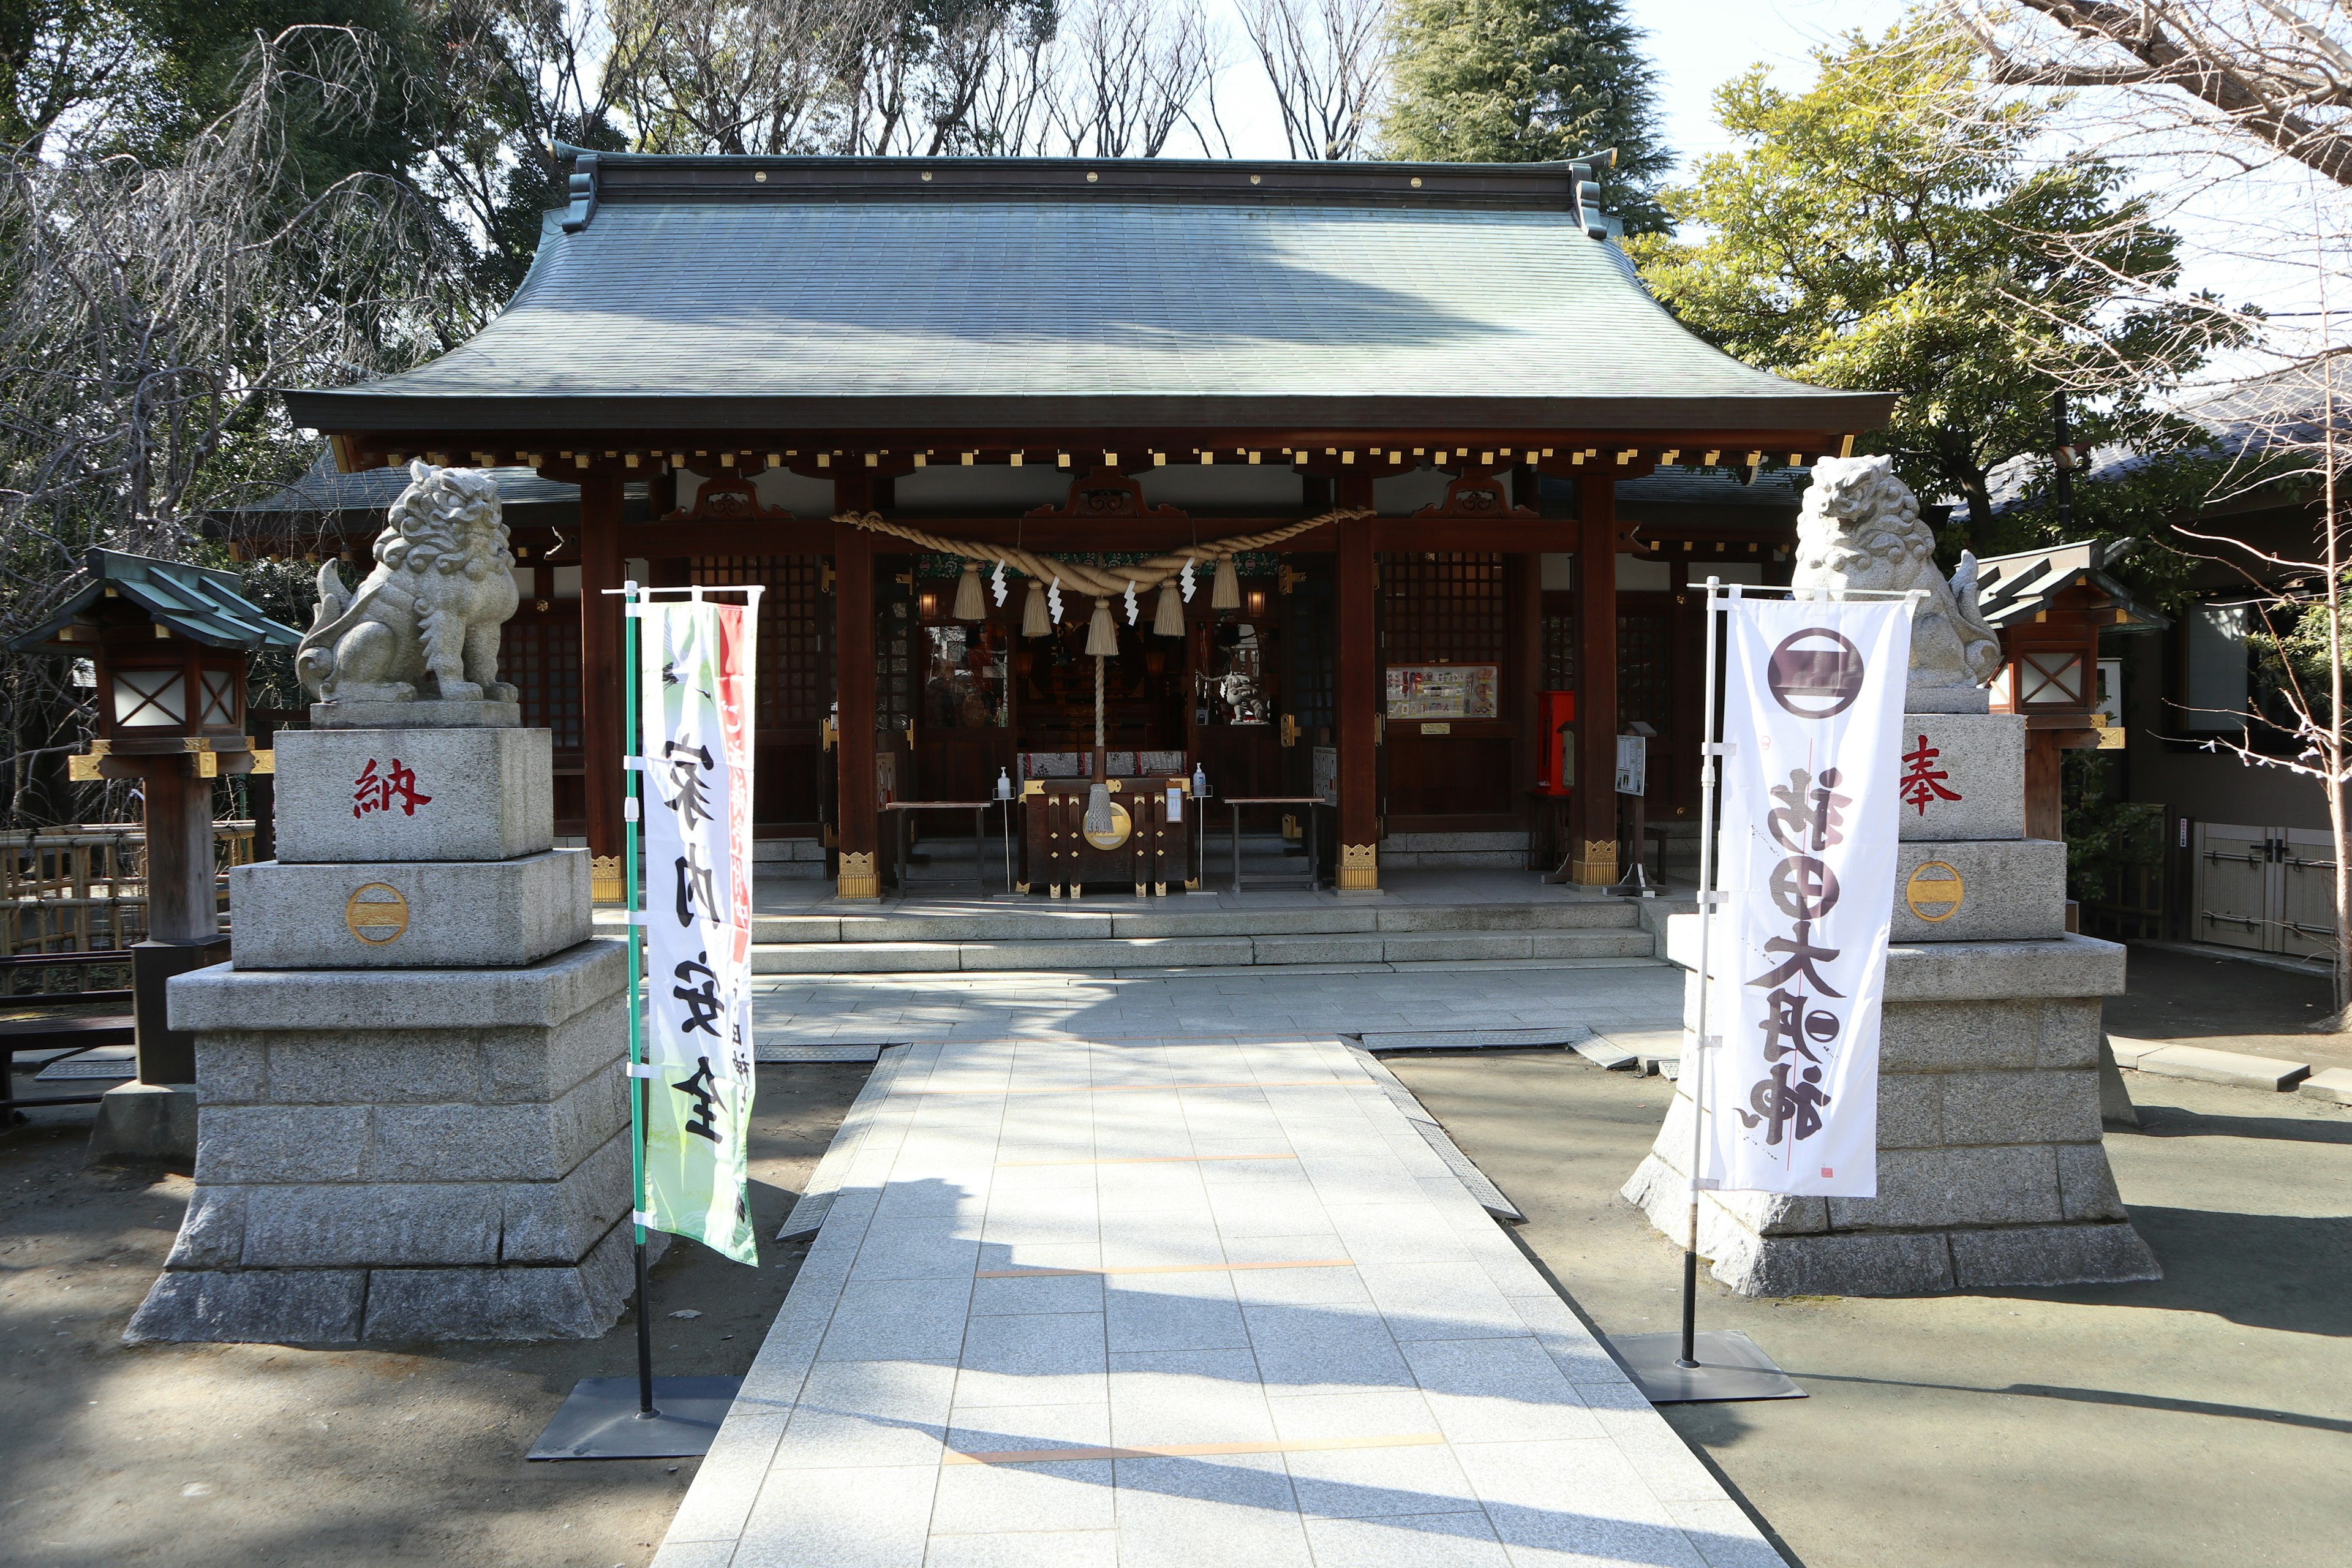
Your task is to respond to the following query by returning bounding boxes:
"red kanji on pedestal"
[1899,734,1961,816]
[353,757,433,818]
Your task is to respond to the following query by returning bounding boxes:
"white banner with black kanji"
[1702,597,1913,1197]
[638,598,758,1264]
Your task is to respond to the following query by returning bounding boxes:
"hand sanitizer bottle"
[1193,763,1209,800]
[995,767,1013,801]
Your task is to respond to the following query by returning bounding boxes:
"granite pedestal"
[129,725,636,1344]
[1624,712,2161,1295]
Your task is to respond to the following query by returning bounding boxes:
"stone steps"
[749,924,1658,974]
[748,898,1643,944]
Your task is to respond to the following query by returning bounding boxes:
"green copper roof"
[10,549,301,653]
[285,156,1891,439]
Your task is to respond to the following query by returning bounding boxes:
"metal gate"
[2194,821,2338,960]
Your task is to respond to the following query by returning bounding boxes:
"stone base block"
[1667,921,2128,1001]
[126,1219,662,1344]
[311,698,521,729]
[272,726,552,864]
[84,1081,198,1166]
[1892,839,2068,942]
[1896,712,2025,842]
[227,850,591,970]
[140,938,636,1344]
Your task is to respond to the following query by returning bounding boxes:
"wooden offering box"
[1023,777,1196,895]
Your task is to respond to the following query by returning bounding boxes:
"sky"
[1196,0,1911,171]
[1188,0,2319,388]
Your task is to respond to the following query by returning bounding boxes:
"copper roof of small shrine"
[285,155,1892,442]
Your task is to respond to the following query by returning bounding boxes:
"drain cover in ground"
[756,1044,888,1063]
[1359,1028,1581,1052]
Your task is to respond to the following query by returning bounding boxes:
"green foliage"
[1625,16,2239,548]
[2060,749,2163,905]
[1380,0,1671,232]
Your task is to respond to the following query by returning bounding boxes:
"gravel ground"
[1386,1049,2351,1568]
[0,1062,867,1568]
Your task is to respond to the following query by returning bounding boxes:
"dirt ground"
[2109,942,2352,1074]
[1385,1051,2351,1568]
[0,1063,867,1568]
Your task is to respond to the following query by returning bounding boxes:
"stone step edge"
[2106,1035,2315,1092]
[748,937,1662,973]
[748,956,1670,984]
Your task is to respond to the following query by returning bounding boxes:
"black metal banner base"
[528,1375,744,1460]
[1608,1330,1806,1404]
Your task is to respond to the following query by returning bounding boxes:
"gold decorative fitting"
[249,750,275,775]
[755,170,767,182]
[590,854,626,904]
[921,170,932,181]
[345,883,410,944]
[67,752,102,782]
[1087,171,1098,182]
[838,851,880,900]
[1572,842,1619,885]
[1338,843,1378,891]
[1905,862,1965,922]
[1250,174,1261,185]
[1410,176,1422,187]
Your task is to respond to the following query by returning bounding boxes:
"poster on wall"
[1701,599,1912,1198]
[638,599,759,1264]
[1385,663,1499,720]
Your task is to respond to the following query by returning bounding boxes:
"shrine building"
[277,153,1894,900]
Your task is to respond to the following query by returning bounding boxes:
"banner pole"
[622,581,655,1420]
[1680,578,1728,1369]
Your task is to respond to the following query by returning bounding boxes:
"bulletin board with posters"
[1384,664,1500,720]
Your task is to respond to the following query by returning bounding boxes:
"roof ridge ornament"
[562,153,599,233]
[1566,148,1618,241]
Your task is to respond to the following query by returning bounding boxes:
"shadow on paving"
[1383,1047,2352,1568]
[0,1061,867,1568]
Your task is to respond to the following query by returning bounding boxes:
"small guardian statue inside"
[1792,454,2002,713]
[297,461,519,709]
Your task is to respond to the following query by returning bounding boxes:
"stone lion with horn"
[296,461,520,707]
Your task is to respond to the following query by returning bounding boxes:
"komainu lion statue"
[1792,454,2002,714]
[297,462,519,706]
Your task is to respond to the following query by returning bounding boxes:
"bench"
[1,952,135,1127]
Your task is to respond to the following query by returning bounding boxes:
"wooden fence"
[1,822,257,956]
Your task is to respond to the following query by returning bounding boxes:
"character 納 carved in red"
[353,758,432,818]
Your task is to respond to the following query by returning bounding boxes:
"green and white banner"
[637,598,758,1264]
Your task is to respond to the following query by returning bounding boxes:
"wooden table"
[1223,796,1325,894]
[882,800,996,897]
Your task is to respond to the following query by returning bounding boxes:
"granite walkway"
[653,1031,1784,1568]
[750,960,1682,1053]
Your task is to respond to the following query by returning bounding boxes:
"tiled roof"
[238,451,579,515]
[1970,538,2167,632]
[9,549,302,652]
[285,155,1892,437]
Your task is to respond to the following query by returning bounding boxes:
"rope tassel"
[952,562,986,621]
[1212,556,1241,611]
[1023,579,1050,637]
[1153,579,1185,636]
[1085,596,1119,657]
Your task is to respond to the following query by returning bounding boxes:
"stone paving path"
[751,961,1681,1051]
[654,1031,1784,1568]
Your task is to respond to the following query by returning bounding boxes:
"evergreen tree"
[1379,0,1670,232]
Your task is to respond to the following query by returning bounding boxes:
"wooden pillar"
[578,470,625,902]
[2025,729,2064,842]
[1507,553,1542,861]
[834,516,880,899]
[1574,474,1619,884]
[1335,492,1379,891]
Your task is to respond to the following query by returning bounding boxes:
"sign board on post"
[638,600,759,1264]
[1615,734,1646,796]
[1702,600,1912,1197]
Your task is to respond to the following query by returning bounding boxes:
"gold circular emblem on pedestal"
[1904,862,1964,922]
[345,883,410,944]
[1082,801,1134,851]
